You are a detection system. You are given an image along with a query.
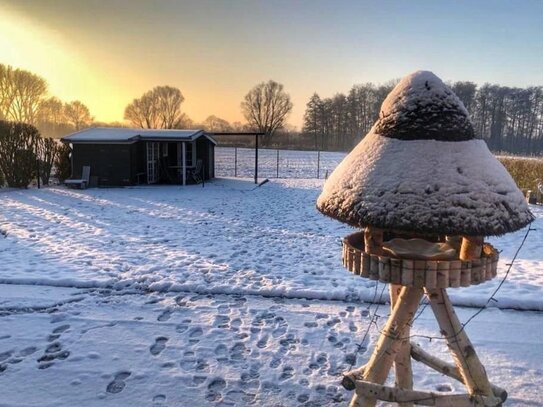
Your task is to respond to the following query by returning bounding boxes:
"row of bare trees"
[124,80,294,146]
[303,82,397,151]
[0,64,93,139]
[302,80,543,154]
[453,82,543,154]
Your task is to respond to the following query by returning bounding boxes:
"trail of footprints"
[0,293,365,405]
[37,321,72,369]
[149,295,361,404]
[0,319,72,373]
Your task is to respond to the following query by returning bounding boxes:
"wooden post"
[317,150,321,179]
[254,133,259,184]
[390,284,414,407]
[425,288,493,398]
[350,286,423,407]
[276,149,279,178]
[460,236,483,261]
[234,147,237,177]
[364,227,383,255]
[182,142,186,186]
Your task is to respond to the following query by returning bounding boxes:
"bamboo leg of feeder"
[349,286,424,407]
[425,288,493,399]
[352,380,502,407]
[390,284,414,407]
[410,342,507,402]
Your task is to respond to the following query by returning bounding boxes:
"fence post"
[317,150,320,179]
[234,147,237,178]
[276,149,279,178]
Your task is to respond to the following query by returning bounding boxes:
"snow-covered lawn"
[0,179,542,406]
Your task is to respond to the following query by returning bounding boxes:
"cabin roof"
[316,71,533,236]
[62,127,217,144]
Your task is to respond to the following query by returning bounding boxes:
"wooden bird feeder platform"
[316,71,534,407]
[342,231,499,288]
[340,227,507,407]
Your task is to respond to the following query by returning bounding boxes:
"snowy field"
[0,179,542,406]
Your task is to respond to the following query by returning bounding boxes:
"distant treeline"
[3,62,542,155]
[301,81,543,155]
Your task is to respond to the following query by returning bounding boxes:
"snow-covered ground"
[1,179,542,406]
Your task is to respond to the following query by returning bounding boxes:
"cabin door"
[146,142,160,184]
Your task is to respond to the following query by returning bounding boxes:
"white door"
[146,142,159,184]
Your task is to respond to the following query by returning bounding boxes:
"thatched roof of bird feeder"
[317,71,533,236]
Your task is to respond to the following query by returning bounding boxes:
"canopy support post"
[182,142,186,186]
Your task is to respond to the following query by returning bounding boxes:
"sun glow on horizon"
[0,4,133,123]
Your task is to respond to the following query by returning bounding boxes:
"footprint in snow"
[106,371,131,394]
[205,377,227,402]
[435,383,454,392]
[150,337,168,356]
[50,314,68,324]
[49,324,71,341]
[46,342,62,354]
[214,315,230,328]
[175,319,191,333]
[214,344,228,359]
[256,335,268,349]
[37,342,70,366]
[53,324,70,334]
[193,375,207,385]
[152,394,166,404]
[19,347,38,357]
[188,327,203,343]
[157,310,172,322]
[279,365,294,381]
[230,342,247,361]
[0,351,13,362]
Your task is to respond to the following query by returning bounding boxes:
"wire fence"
[215,147,347,179]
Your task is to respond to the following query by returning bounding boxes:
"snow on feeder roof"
[317,70,533,236]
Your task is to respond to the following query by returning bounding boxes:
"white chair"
[65,166,91,189]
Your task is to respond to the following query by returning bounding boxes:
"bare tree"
[64,101,92,131]
[0,64,47,124]
[0,64,13,121]
[202,115,233,132]
[124,86,188,129]
[38,97,65,126]
[154,86,186,128]
[36,97,67,137]
[241,80,293,144]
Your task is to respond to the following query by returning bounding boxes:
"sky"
[1,0,542,129]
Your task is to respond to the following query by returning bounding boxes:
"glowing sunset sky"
[1,0,542,128]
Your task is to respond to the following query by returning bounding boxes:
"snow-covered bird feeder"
[317,71,533,407]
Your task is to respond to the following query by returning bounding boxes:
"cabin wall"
[72,143,133,186]
[70,137,215,187]
[134,141,147,184]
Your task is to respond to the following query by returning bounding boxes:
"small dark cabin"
[62,128,216,187]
